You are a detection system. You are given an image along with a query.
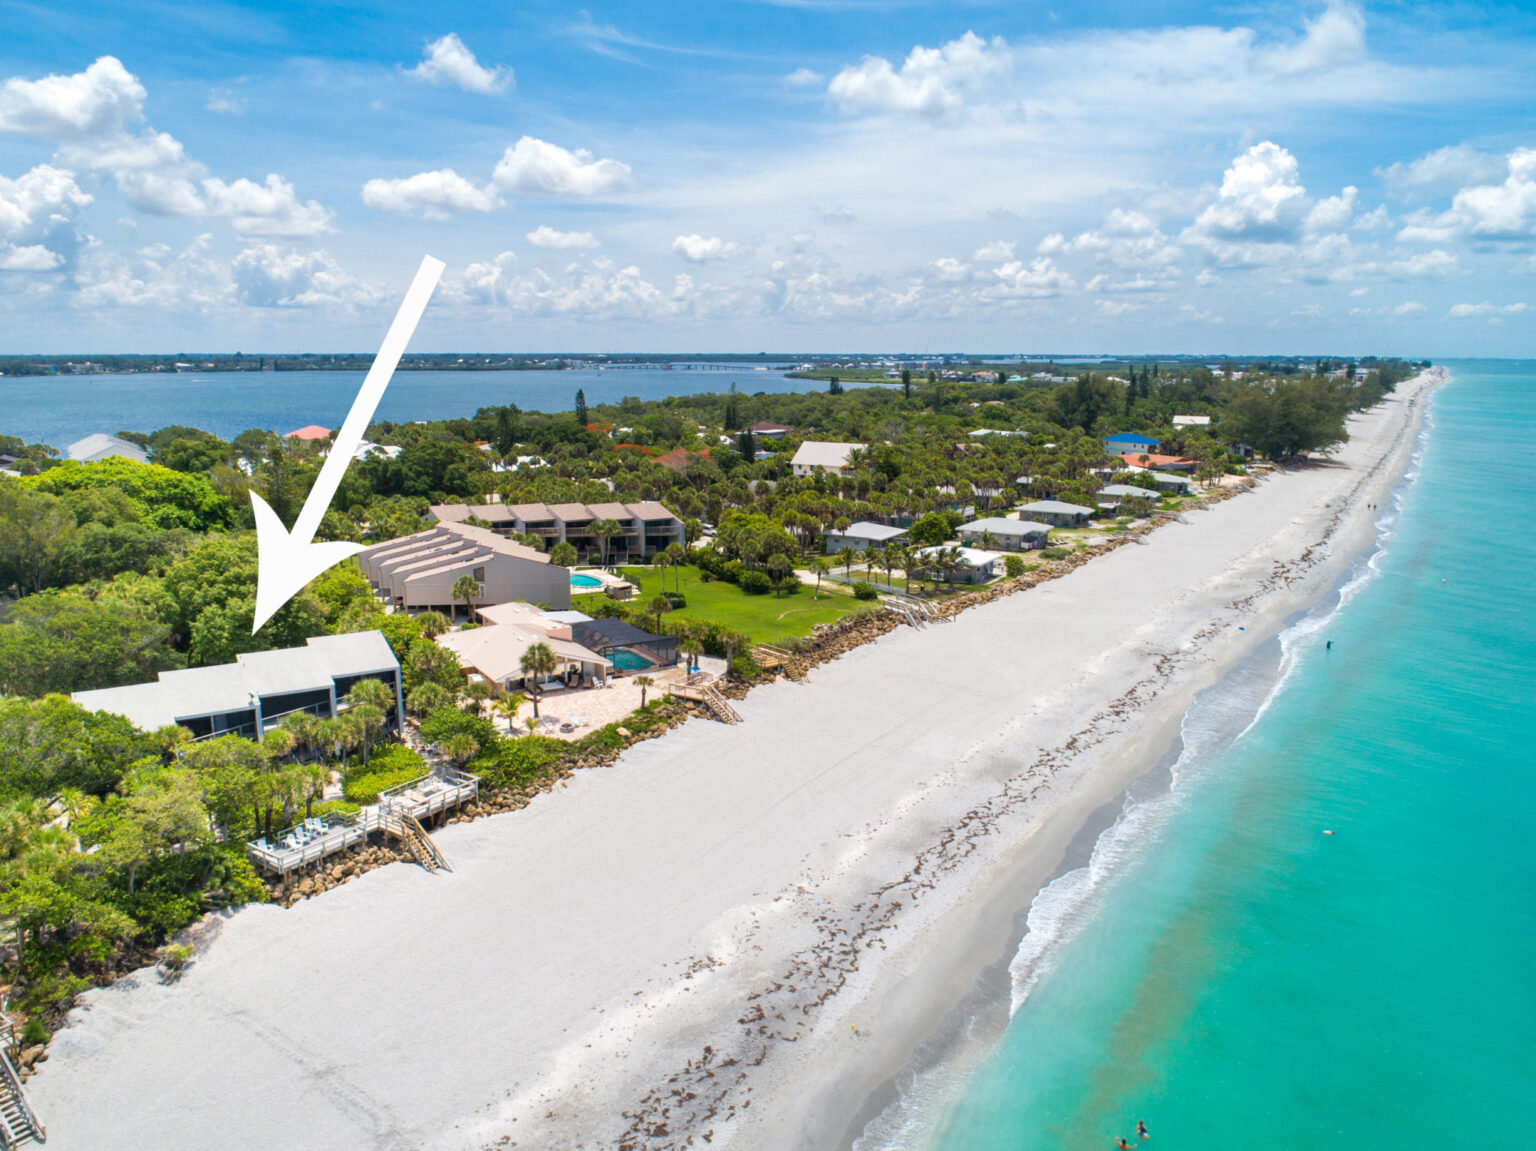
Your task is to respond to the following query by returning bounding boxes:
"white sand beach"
[30,373,1438,1151]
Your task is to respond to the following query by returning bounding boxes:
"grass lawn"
[572,564,864,644]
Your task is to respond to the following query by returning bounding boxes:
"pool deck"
[570,567,634,596]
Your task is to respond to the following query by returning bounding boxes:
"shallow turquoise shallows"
[886,363,1535,1151]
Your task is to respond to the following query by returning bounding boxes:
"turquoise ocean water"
[859,362,1535,1150]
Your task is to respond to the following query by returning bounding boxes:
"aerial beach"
[4,4,1532,1147]
[25,369,1439,1150]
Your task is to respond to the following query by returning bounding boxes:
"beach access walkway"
[245,767,479,877]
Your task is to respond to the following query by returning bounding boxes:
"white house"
[913,545,1004,585]
[1172,415,1212,428]
[65,434,149,465]
[791,441,863,477]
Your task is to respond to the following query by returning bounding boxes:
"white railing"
[246,768,479,876]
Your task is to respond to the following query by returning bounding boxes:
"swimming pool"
[608,648,656,671]
[571,573,604,589]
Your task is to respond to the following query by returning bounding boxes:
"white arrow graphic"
[251,254,445,632]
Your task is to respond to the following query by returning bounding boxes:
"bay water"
[0,363,813,446]
[861,361,1534,1150]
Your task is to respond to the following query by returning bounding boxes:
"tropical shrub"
[419,708,499,752]
[1004,555,1025,578]
[851,581,879,601]
[740,570,772,595]
[467,735,561,789]
[1040,547,1069,560]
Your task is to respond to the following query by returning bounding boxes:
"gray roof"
[1098,484,1160,499]
[72,631,398,732]
[66,433,149,464]
[1019,500,1095,516]
[827,521,907,542]
[959,517,1050,537]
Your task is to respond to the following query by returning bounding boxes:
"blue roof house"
[1103,432,1161,454]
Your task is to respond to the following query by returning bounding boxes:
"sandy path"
[30,374,1437,1151]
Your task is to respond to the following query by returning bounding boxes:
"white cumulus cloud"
[0,55,145,138]
[1187,141,1310,244]
[827,31,1011,116]
[408,33,513,95]
[526,225,599,249]
[203,174,334,237]
[1398,148,1536,242]
[492,136,633,196]
[232,245,381,308]
[361,169,502,219]
[672,234,739,262]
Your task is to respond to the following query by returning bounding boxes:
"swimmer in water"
[1138,1120,1149,1139]
[1116,1139,1133,1149]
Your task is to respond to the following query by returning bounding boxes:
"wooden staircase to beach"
[699,685,742,724]
[753,644,807,682]
[0,1009,45,1147]
[385,811,451,873]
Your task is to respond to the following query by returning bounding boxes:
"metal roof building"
[73,631,401,741]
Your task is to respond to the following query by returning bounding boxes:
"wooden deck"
[247,768,479,877]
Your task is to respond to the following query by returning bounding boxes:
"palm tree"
[645,594,671,634]
[494,691,525,734]
[524,715,540,738]
[156,723,193,762]
[451,573,481,622]
[865,544,884,585]
[407,681,452,716]
[678,637,704,675]
[297,761,328,819]
[592,518,623,568]
[416,610,449,639]
[807,555,830,599]
[464,680,491,717]
[634,674,655,708]
[519,641,558,717]
[550,541,578,568]
[663,541,687,592]
[443,734,480,767]
[836,545,857,580]
[346,678,395,763]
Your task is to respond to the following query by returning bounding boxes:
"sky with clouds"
[0,0,1533,355]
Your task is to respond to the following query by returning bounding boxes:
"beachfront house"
[1172,415,1212,428]
[439,604,614,694]
[912,545,1004,585]
[1103,432,1161,455]
[1097,483,1161,510]
[1017,500,1095,528]
[957,517,1050,551]
[428,500,684,563]
[65,433,149,464]
[73,632,402,743]
[823,521,909,554]
[357,521,572,616]
[1146,472,1191,495]
[791,441,863,477]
